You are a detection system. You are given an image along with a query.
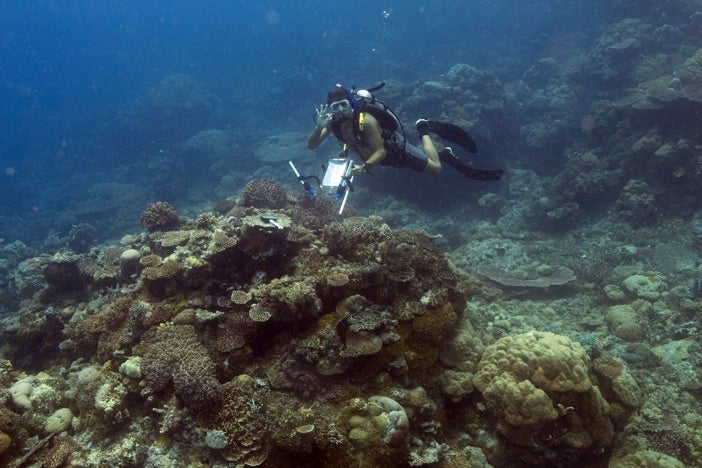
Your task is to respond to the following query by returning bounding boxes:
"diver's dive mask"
[329,99,353,119]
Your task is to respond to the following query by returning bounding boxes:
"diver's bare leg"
[420,135,441,175]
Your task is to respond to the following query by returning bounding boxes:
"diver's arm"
[307,125,329,150]
[308,105,333,150]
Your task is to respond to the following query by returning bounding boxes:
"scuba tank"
[349,83,407,154]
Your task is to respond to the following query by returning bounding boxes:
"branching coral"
[290,194,354,231]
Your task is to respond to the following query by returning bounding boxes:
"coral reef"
[0,181,488,466]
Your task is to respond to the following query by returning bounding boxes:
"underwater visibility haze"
[0,1,701,466]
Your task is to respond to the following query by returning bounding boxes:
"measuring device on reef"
[260,214,284,230]
[289,146,355,215]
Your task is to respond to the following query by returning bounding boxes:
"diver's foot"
[439,146,458,163]
[415,118,432,137]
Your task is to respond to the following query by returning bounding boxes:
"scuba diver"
[307,83,505,181]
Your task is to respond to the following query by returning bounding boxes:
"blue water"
[1,1,605,244]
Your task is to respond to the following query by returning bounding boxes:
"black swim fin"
[456,166,505,181]
[439,148,504,181]
[429,121,478,154]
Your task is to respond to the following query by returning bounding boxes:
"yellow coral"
[473,331,591,394]
[473,331,615,459]
[183,255,204,270]
[483,374,558,426]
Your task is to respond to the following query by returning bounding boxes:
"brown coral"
[141,259,182,281]
[67,223,97,253]
[43,435,79,468]
[253,276,322,322]
[212,230,238,251]
[215,316,249,353]
[65,296,134,361]
[473,331,614,464]
[139,254,162,268]
[155,230,191,248]
[387,266,416,283]
[592,356,624,380]
[195,212,218,229]
[325,216,390,260]
[141,324,221,409]
[290,194,354,230]
[615,47,702,110]
[230,289,252,305]
[237,178,288,209]
[593,355,642,409]
[210,375,269,465]
[140,201,181,232]
[326,271,349,287]
[477,264,576,288]
[248,303,273,323]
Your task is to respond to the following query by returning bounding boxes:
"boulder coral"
[473,331,615,465]
[345,395,410,466]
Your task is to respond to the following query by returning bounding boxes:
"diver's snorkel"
[335,83,359,112]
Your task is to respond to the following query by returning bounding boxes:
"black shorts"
[382,132,428,173]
